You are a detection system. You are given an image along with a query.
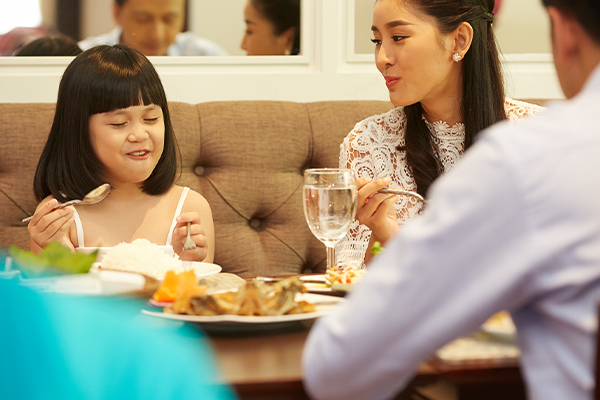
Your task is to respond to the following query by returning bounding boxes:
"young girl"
[336,0,543,266]
[28,44,214,263]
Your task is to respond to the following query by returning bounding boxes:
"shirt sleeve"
[303,129,538,400]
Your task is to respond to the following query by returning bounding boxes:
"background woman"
[241,0,300,55]
[337,0,542,266]
[28,45,214,262]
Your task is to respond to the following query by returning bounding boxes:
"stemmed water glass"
[303,168,358,271]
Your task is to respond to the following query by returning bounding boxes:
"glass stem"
[326,246,336,270]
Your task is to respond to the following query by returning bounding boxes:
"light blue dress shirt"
[79,27,228,56]
[303,66,600,400]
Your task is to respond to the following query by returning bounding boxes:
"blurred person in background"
[0,26,49,56]
[15,34,82,56]
[79,0,227,56]
[241,0,300,55]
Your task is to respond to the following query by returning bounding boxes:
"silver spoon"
[22,183,111,223]
[378,187,425,202]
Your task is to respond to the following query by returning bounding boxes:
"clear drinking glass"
[303,168,358,271]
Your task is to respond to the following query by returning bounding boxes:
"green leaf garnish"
[9,242,97,277]
[370,241,385,256]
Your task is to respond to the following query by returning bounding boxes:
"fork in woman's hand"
[183,222,197,251]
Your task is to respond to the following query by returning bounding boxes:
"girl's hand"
[172,212,209,262]
[355,177,399,246]
[28,195,76,254]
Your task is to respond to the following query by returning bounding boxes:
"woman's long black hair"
[33,44,179,202]
[397,0,505,197]
[252,0,301,55]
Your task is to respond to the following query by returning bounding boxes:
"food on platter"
[482,311,516,340]
[152,270,197,303]
[370,241,385,256]
[326,267,366,285]
[483,311,515,331]
[98,239,189,280]
[153,272,316,316]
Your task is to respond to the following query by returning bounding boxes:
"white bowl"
[77,245,175,262]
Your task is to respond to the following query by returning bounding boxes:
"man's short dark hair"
[542,0,600,44]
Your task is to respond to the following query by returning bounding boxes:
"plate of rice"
[88,239,221,281]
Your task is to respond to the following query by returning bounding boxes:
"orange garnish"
[152,270,198,302]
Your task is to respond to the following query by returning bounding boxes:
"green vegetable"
[9,242,97,277]
[370,241,385,256]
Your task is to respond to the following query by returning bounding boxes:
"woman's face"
[88,104,165,187]
[372,0,458,107]
[240,0,292,55]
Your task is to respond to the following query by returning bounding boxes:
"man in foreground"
[303,1,600,399]
[79,0,227,56]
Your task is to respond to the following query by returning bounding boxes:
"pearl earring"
[452,52,462,62]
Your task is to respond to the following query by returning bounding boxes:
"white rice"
[99,239,188,280]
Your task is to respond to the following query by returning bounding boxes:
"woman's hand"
[172,212,209,262]
[28,195,75,254]
[355,177,399,247]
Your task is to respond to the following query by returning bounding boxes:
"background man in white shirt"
[79,0,227,56]
[303,1,600,399]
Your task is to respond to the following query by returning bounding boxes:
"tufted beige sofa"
[0,101,394,277]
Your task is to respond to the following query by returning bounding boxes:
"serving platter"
[142,293,344,332]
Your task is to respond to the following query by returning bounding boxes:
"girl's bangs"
[87,65,165,116]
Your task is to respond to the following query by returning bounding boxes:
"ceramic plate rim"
[91,261,221,280]
[142,293,343,324]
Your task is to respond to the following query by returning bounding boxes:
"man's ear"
[281,26,296,54]
[452,21,474,59]
[112,2,123,25]
[547,6,581,69]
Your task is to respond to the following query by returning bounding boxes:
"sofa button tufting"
[249,219,261,228]
[194,166,205,176]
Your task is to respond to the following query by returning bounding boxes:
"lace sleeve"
[505,98,545,121]
[335,121,373,269]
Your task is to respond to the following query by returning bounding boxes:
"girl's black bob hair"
[33,44,179,202]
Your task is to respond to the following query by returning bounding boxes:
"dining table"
[209,322,525,400]
[195,274,528,400]
[10,262,526,400]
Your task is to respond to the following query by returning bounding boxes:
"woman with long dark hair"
[337,0,542,266]
[241,0,300,55]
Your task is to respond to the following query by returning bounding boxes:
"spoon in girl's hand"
[22,183,111,223]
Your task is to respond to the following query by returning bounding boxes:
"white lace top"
[336,98,544,267]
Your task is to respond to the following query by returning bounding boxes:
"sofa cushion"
[0,100,394,277]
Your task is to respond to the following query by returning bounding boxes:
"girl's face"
[240,0,293,55]
[372,0,458,107]
[89,104,165,187]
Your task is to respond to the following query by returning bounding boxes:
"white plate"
[20,269,147,296]
[142,293,343,326]
[299,274,328,283]
[91,261,221,281]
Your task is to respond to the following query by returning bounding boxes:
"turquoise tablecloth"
[0,253,237,400]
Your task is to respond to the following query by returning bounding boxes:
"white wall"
[354,0,551,55]
[80,0,114,40]
[189,0,246,56]
[0,0,562,104]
